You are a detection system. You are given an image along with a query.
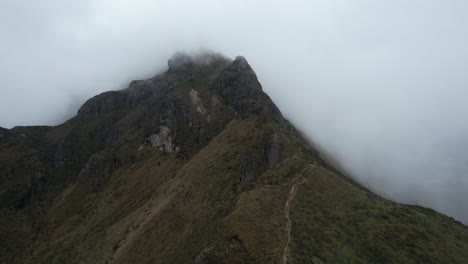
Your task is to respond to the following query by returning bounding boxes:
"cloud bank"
[1,0,467,223]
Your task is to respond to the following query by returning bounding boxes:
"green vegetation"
[290,166,468,263]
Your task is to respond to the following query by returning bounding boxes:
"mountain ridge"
[1,52,468,263]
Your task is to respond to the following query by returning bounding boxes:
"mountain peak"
[228,55,255,75]
[234,55,248,64]
[167,51,231,73]
[3,52,468,264]
[78,52,282,122]
[212,54,284,122]
[167,52,194,71]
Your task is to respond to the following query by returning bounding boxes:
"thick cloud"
[1,0,467,223]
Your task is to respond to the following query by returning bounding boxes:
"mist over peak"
[167,50,230,72]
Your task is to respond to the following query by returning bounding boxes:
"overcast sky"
[1,0,467,223]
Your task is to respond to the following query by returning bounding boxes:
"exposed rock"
[193,247,211,264]
[158,96,190,128]
[126,78,168,106]
[32,169,46,195]
[77,91,128,118]
[212,56,284,123]
[238,148,259,182]
[188,120,207,145]
[147,125,178,153]
[189,89,207,115]
[265,132,281,168]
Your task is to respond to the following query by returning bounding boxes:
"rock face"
[189,89,207,115]
[212,56,284,123]
[1,52,468,264]
[238,148,259,182]
[265,132,281,168]
[77,91,128,119]
[147,125,178,153]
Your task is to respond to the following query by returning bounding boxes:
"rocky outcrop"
[212,56,284,123]
[238,148,260,182]
[265,132,281,168]
[193,247,211,264]
[77,91,128,119]
[147,125,179,153]
[189,89,207,115]
[126,77,173,106]
[31,168,46,195]
[77,76,173,119]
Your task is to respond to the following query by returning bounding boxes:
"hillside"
[1,52,468,264]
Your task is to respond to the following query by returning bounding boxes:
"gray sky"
[1,0,467,223]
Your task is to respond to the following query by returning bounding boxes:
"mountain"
[1,52,468,264]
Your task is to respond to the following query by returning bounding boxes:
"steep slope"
[1,52,468,264]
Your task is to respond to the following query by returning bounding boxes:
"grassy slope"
[290,166,468,263]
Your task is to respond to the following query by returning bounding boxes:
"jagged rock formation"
[1,52,468,264]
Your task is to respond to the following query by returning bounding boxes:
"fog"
[1,0,467,223]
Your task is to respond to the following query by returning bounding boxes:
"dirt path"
[282,163,315,264]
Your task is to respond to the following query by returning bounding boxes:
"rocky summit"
[1,52,468,264]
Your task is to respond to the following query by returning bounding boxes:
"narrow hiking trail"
[282,163,315,264]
